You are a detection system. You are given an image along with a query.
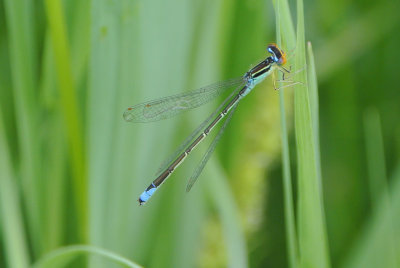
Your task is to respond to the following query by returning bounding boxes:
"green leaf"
[44,0,87,241]
[363,109,389,205]
[306,42,322,190]
[345,109,400,268]
[274,1,299,268]
[0,114,30,268]
[3,0,42,255]
[294,0,331,267]
[32,245,142,268]
[343,164,400,268]
[206,161,248,268]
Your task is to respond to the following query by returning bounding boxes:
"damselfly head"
[267,43,286,66]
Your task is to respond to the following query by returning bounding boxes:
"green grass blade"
[274,1,299,268]
[3,0,42,254]
[87,0,126,257]
[343,163,400,268]
[0,115,30,268]
[43,118,67,251]
[32,245,143,268]
[360,108,399,268]
[44,0,87,241]
[207,161,248,268]
[363,109,389,204]
[278,83,299,268]
[306,42,322,190]
[273,0,296,50]
[294,0,331,267]
[314,2,400,81]
[87,1,186,267]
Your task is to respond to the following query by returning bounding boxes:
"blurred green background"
[1,0,399,267]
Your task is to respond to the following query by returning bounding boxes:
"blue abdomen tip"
[138,186,157,205]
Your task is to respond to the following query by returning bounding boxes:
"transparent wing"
[155,80,246,176]
[186,102,239,192]
[123,77,245,123]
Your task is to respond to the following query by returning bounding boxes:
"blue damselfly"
[124,44,289,205]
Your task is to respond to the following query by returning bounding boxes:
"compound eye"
[267,44,277,55]
[267,43,286,65]
[278,53,287,65]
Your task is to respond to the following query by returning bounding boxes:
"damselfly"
[124,43,289,205]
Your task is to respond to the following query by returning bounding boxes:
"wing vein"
[123,77,245,123]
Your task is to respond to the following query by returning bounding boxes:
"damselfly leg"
[273,64,307,90]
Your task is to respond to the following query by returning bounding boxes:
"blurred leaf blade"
[307,42,322,190]
[358,109,399,268]
[207,161,248,268]
[44,0,87,241]
[363,109,389,204]
[3,0,42,254]
[0,114,30,268]
[343,164,400,268]
[32,245,143,268]
[315,2,400,82]
[87,0,126,258]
